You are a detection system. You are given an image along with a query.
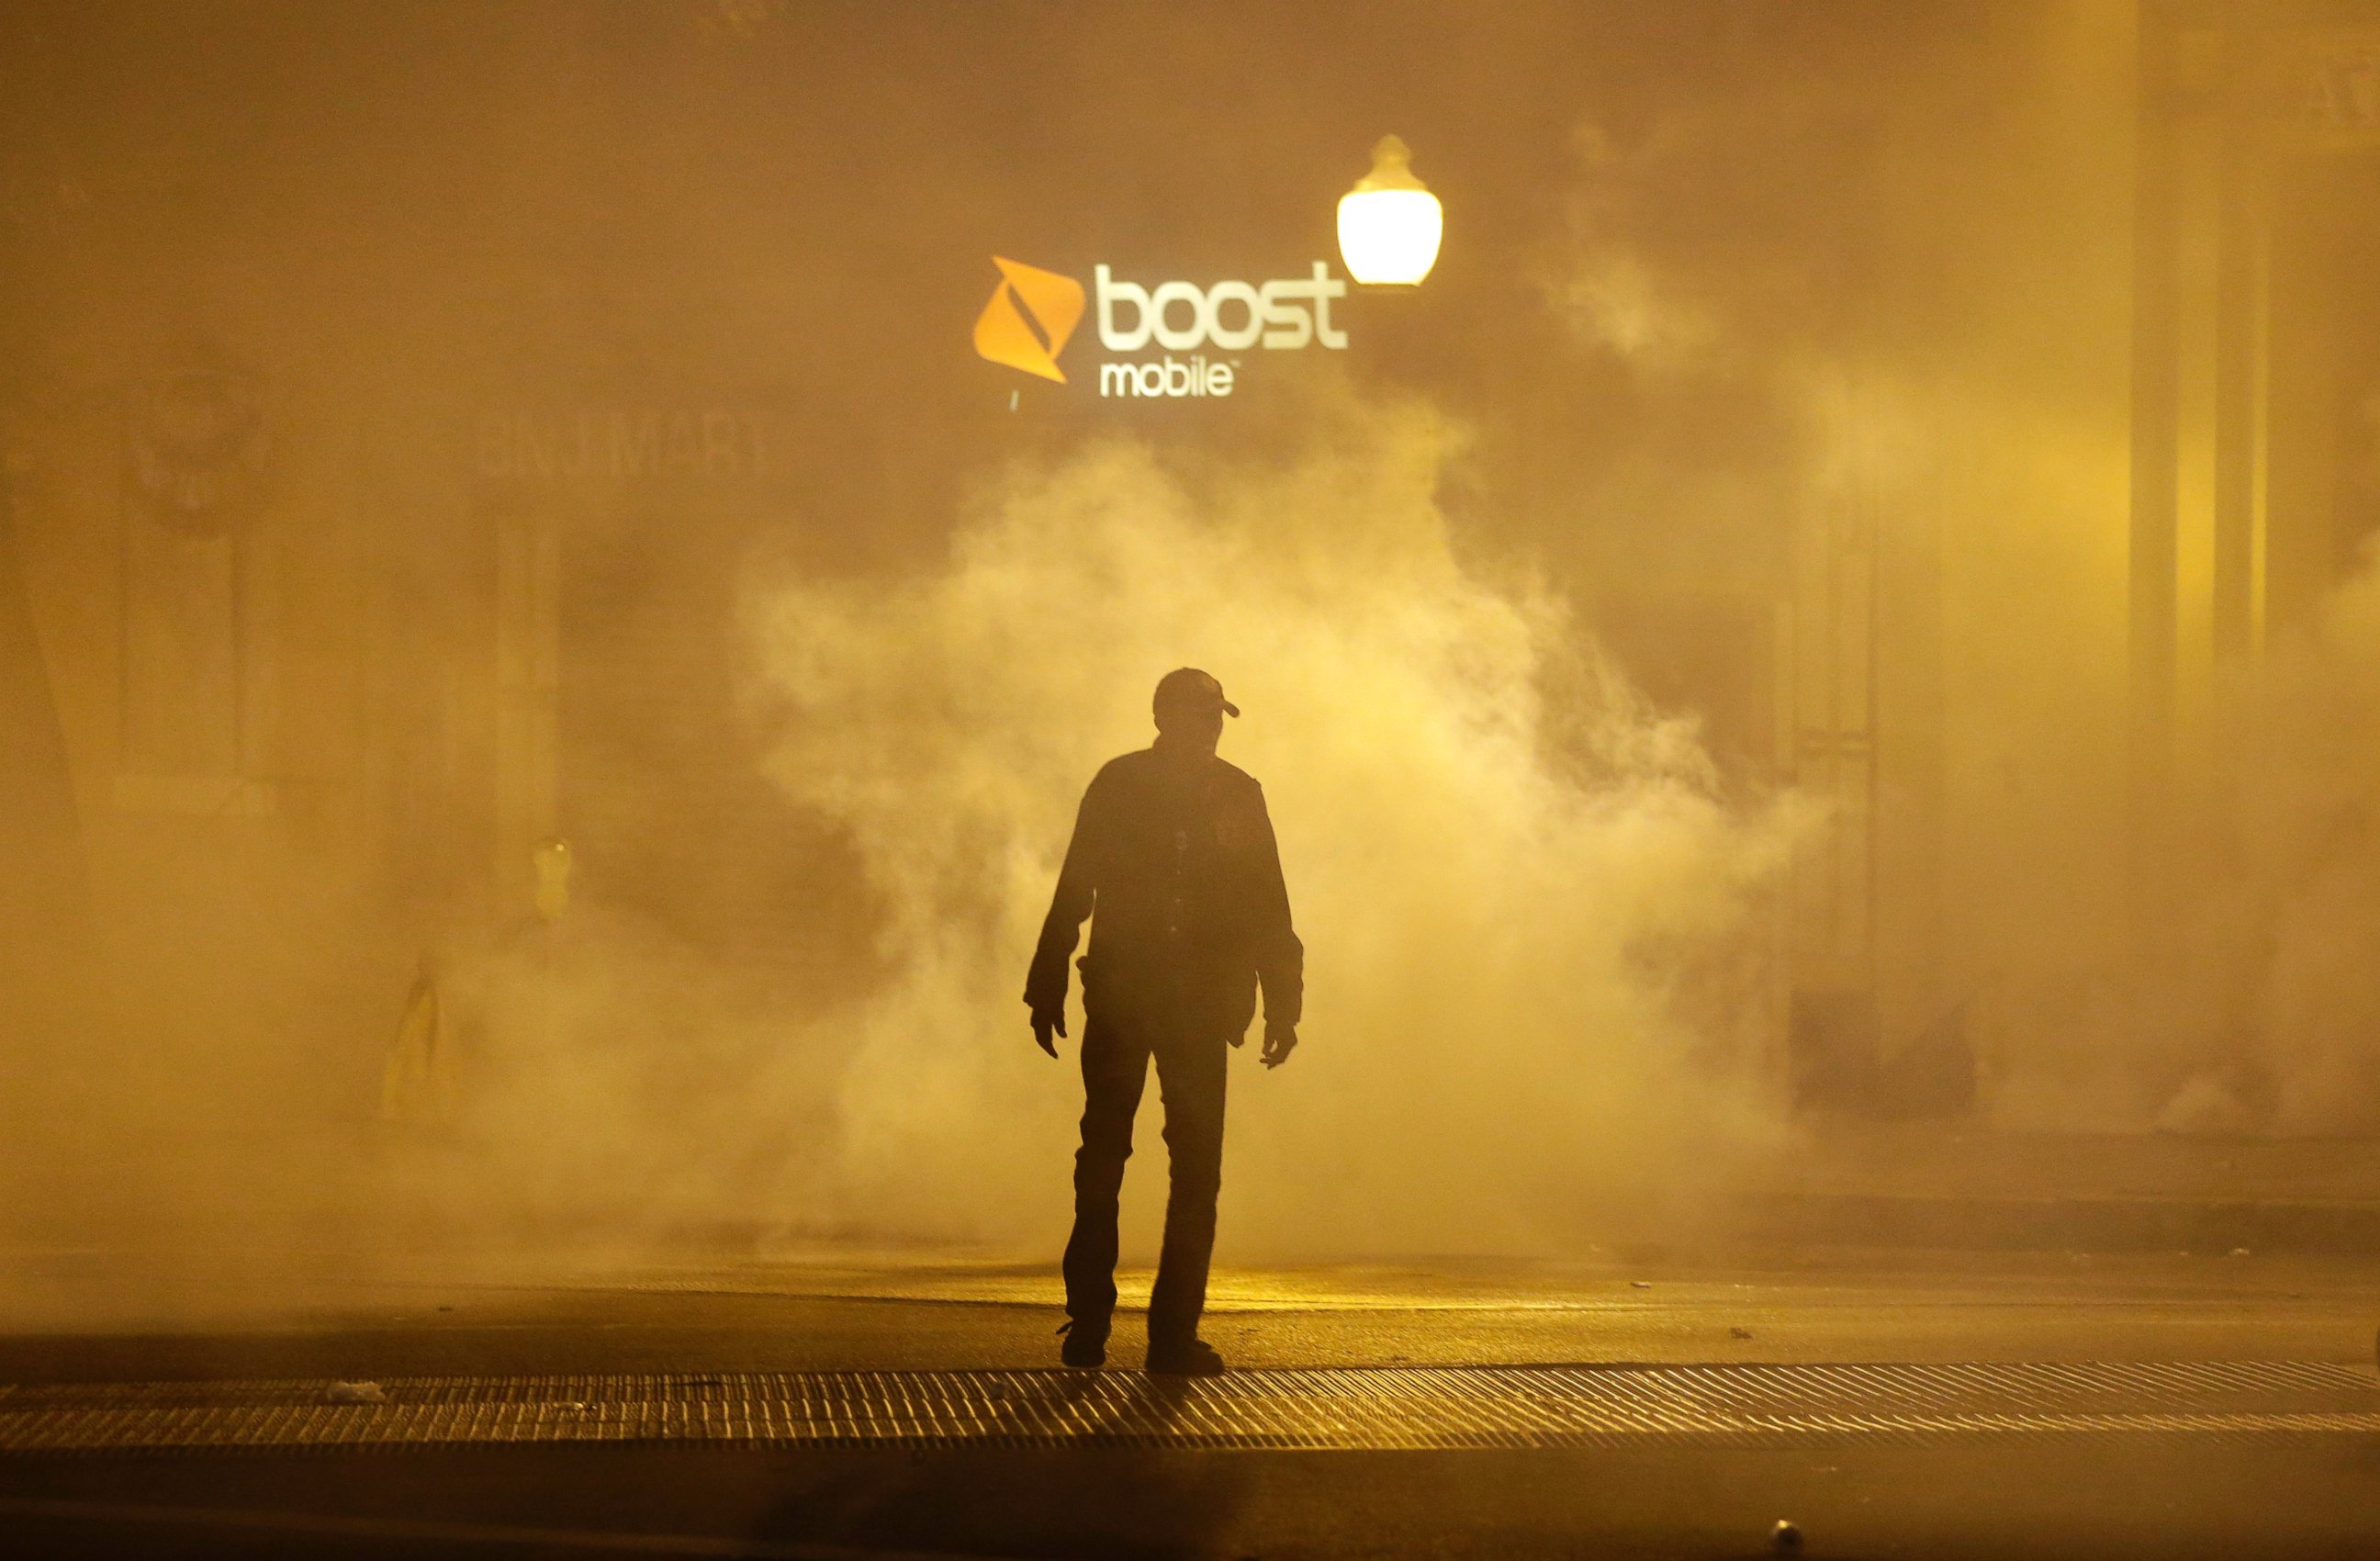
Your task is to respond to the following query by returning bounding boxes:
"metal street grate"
[3,1360,2376,1455]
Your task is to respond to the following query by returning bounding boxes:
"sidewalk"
[10,1117,2380,1269]
[1749,1122,2380,1255]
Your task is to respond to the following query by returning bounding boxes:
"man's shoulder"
[1086,749,1263,792]
[1211,756,1263,792]
[1091,748,1156,784]
[1083,748,1159,803]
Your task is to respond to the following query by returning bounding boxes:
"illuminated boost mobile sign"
[973,257,1347,399]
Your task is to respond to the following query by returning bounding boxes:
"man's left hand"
[1259,1025,1297,1069]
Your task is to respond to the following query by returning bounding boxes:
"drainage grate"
[3,1361,2376,1454]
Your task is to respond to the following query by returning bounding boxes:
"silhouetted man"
[1027,668,1302,1376]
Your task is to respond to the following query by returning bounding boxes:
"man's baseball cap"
[1153,667,1240,719]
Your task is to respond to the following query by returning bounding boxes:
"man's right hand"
[1031,1006,1067,1058]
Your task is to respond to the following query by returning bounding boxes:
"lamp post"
[1336,135,1443,287]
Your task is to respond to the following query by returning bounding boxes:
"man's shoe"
[1145,1336,1227,1376]
[1058,1320,1107,1368]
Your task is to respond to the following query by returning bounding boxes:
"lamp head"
[1337,135,1443,287]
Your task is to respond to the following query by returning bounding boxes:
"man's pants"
[1061,1008,1229,1346]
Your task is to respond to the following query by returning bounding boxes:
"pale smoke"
[2184,541,2380,1135]
[1548,245,1720,377]
[748,396,1804,1255]
[394,904,837,1234]
[1527,38,2380,1142]
[2039,541,2380,1139]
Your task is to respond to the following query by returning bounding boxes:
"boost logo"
[972,257,1086,384]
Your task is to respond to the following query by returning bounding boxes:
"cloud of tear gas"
[1528,7,2153,1132]
[747,395,1805,1255]
[1526,8,2380,1149]
[2144,544,2380,1137]
[376,901,842,1239]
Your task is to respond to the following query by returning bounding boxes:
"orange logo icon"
[973,256,1085,383]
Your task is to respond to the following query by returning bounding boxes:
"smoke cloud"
[748,391,1803,1256]
[2150,543,2380,1137]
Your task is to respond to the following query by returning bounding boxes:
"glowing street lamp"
[1336,135,1443,287]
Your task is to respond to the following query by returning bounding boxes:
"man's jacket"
[1025,747,1302,1038]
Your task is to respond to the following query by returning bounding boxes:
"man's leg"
[1145,1027,1229,1350]
[1061,1013,1151,1338]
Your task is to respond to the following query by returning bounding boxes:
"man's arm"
[1248,782,1302,1067]
[1024,776,1104,1054]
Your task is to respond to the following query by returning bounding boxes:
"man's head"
[1151,667,1238,753]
